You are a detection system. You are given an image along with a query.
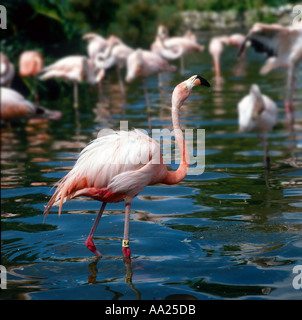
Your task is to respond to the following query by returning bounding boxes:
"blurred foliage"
[1,0,301,62]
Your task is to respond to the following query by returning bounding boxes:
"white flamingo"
[238,84,278,168]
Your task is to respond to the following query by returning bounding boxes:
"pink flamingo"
[151,28,183,62]
[126,49,177,117]
[82,33,108,61]
[209,34,246,78]
[153,25,204,77]
[43,75,210,258]
[0,53,15,87]
[19,51,44,104]
[1,87,62,121]
[94,35,134,96]
[238,23,302,124]
[238,84,278,168]
[39,55,100,108]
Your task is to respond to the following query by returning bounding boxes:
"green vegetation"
[1,0,300,61]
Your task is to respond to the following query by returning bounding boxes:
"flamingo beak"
[194,75,210,87]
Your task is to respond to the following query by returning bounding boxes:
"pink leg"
[142,78,152,131]
[122,203,131,258]
[98,82,103,102]
[285,66,297,125]
[213,55,221,79]
[285,101,295,125]
[85,202,107,257]
[34,76,40,105]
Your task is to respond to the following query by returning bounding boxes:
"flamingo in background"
[209,34,246,78]
[43,75,210,258]
[0,53,15,87]
[151,27,183,86]
[1,87,62,121]
[94,35,134,97]
[82,33,108,61]
[238,23,302,124]
[39,55,101,108]
[126,49,177,129]
[19,51,44,104]
[238,84,278,169]
[154,25,204,77]
[151,27,183,62]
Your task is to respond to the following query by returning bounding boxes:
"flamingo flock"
[1,21,301,258]
[238,22,302,124]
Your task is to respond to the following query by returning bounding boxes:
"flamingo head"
[157,25,169,39]
[186,75,210,88]
[173,75,210,108]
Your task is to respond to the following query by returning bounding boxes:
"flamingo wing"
[1,87,36,119]
[44,130,163,217]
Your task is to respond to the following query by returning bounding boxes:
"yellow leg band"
[122,240,129,248]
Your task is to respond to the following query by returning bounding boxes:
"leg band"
[122,239,129,248]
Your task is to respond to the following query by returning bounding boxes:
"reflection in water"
[124,257,141,300]
[189,278,274,299]
[87,256,141,300]
[88,257,101,285]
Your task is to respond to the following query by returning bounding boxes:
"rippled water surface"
[2,31,302,300]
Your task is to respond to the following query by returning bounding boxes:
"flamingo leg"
[34,76,39,105]
[73,82,79,109]
[158,72,163,88]
[122,202,131,258]
[261,133,270,169]
[180,55,185,79]
[116,65,125,98]
[142,78,152,131]
[285,65,297,125]
[98,82,103,102]
[85,202,107,257]
[213,55,221,78]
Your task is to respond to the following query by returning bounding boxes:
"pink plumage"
[209,34,246,78]
[151,25,204,77]
[1,87,62,121]
[1,53,15,87]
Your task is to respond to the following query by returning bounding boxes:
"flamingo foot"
[85,236,102,257]
[122,247,131,258]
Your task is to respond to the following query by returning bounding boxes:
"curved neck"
[99,39,119,60]
[157,36,183,60]
[163,89,190,185]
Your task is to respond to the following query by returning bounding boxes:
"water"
[1,32,302,300]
